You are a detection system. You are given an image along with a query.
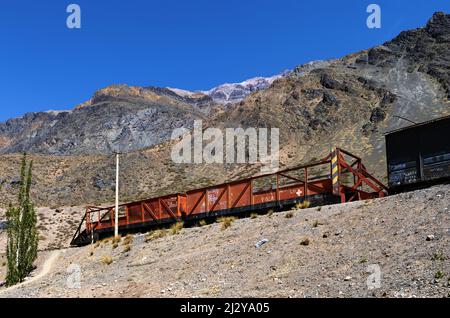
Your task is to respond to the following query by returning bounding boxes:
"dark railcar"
[385,115,450,192]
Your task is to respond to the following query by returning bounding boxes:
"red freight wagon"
[72,148,387,245]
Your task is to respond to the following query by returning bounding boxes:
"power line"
[393,115,417,125]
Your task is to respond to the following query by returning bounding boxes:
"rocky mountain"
[0,85,219,155]
[0,12,448,208]
[0,75,285,156]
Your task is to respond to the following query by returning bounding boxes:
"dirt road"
[0,250,60,296]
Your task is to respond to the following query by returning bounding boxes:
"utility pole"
[114,152,120,238]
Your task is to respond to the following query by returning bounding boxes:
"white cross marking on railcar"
[296,190,302,196]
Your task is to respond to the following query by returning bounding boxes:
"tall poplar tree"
[6,154,38,286]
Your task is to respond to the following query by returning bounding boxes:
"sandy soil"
[0,184,449,298]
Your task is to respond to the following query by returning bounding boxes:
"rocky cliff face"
[0,12,448,207]
[0,85,219,155]
[367,11,450,98]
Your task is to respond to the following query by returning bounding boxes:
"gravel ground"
[0,184,449,298]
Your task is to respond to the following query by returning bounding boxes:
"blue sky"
[0,0,449,121]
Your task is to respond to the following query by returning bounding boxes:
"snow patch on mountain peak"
[202,73,286,104]
[166,71,289,104]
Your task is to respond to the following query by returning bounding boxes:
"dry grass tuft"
[295,201,311,209]
[122,234,133,245]
[123,244,131,253]
[170,222,184,235]
[145,229,168,242]
[100,255,113,265]
[218,216,236,230]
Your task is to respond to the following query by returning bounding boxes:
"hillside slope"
[0,184,449,298]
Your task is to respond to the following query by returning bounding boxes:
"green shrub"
[435,271,445,279]
[431,250,446,261]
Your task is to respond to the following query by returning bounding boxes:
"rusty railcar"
[385,115,450,192]
[71,148,387,245]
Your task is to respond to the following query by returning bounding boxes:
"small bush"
[359,257,368,264]
[316,206,322,212]
[294,201,310,209]
[112,242,119,249]
[250,213,258,219]
[266,209,274,217]
[145,229,168,242]
[435,270,445,279]
[112,236,121,244]
[219,217,236,230]
[431,250,446,261]
[100,255,113,265]
[122,234,133,246]
[300,238,310,246]
[285,211,294,219]
[101,237,112,244]
[123,245,131,253]
[89,250,94,256]
[170,222,184,235]
[199,219,207,226]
